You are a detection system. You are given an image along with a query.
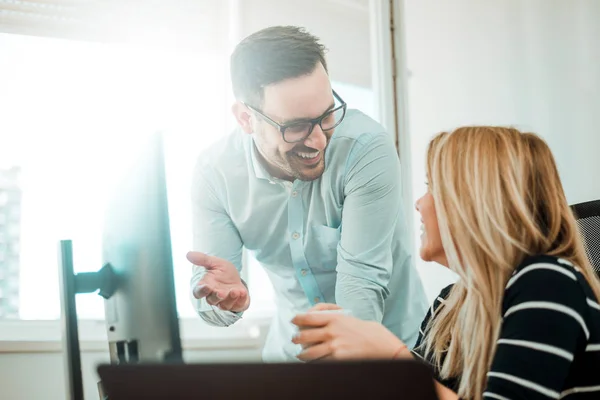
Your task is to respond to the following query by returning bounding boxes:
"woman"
[292,127,600,400]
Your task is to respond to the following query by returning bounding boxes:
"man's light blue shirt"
[190,109,428,361]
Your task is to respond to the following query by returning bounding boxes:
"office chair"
[571,200,600,277]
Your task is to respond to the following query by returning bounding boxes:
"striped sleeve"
[483,262,589,400]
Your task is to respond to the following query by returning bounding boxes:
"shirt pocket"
[310,224,341,270]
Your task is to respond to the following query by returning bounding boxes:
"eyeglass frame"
[243,90,347,143]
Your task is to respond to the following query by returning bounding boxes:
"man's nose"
[303,125,327,151]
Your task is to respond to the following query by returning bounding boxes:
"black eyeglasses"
[244,90,347,143]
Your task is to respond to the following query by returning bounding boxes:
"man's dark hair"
[230,25,328,107]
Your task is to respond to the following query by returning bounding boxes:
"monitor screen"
[101,131,182,363]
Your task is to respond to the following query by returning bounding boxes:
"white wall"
[400,0,600,299]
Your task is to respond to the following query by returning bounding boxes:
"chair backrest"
[571,200,600,277]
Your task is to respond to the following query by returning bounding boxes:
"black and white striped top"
[413,255,600,399]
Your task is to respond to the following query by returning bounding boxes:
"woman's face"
[415,188,448,267]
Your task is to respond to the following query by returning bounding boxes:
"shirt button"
[291,190,298,197]
[301,269,308,276]
[292,232,300,240]
[314,297,321,303]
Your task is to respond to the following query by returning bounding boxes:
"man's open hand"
[188,251,250,312]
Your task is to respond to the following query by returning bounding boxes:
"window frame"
[0,315,271,353]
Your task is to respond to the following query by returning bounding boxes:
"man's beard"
[284,144,327,181]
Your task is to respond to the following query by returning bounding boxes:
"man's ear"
[232,101,253,134]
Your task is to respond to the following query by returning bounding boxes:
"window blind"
[0,0,228,52]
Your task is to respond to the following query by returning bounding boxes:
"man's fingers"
[192,283,213,299]
[206,291,222,306]
[231,290,250,312]
[195,283,249,312]
[216,290,239,310]
[186,251,219,269]
[213,288,250,312]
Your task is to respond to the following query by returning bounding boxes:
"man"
[188,25,428,361]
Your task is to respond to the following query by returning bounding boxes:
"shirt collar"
[249,136,308,188]
[249,138,274,182]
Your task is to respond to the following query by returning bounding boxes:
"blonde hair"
[420,127,600,400]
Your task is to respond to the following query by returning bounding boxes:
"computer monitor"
[58,131,182,400]
[101,130,182,364]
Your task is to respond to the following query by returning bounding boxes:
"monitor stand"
[58,240,117,400]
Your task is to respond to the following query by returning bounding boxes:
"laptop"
[97,360,439,399]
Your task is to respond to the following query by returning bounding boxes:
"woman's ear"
[232,102,253,134]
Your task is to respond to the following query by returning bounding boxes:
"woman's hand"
[291,311,412,361]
